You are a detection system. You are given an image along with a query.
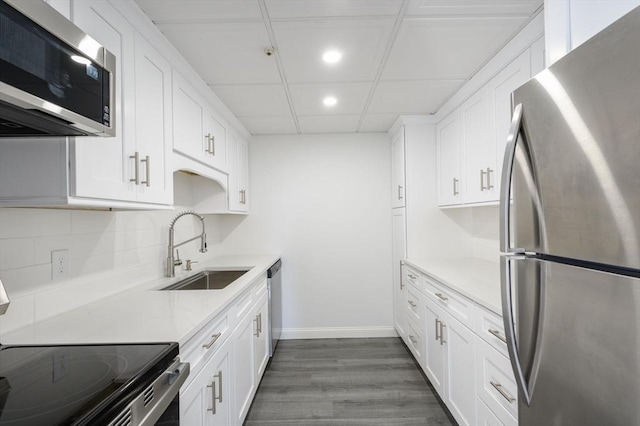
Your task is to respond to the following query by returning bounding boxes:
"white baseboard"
[280,326,399,340]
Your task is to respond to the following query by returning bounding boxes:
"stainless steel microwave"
[0,0,115,137]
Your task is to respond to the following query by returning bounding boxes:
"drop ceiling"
[134,0,543,135]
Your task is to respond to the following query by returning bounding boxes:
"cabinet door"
[391,127,406,208]
[181,343,232,426]
[424,298,446,397]
[173,72,206,163]
[229,132,249,213]
[254,293,270,379]
[393,211,407,338]
[133,32,172,204]
[437,113,462,206]
[71,0,135,201]
[204,112,227,172]
[462,87,496,204]
[491,50,531,180]
[444,313,477,426]
[233,312,256,424]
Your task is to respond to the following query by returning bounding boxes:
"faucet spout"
[166,211,207,277]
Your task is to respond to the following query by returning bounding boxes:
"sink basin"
[162,269,251,291]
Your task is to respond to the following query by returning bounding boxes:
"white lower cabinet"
[181,275,270,426]
[182,340,233,426]
[424,297,476,426]
[399,262,517,426]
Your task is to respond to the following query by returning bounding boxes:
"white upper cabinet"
[391,127,406,208]
[490,50,531,182]
[461,87,496,204]
[437,113,463,206]
[228,130,249,213]
[133,32,173,204]
[72,0,136,202]
[173,72,227,173]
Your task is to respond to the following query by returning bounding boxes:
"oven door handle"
[108,359,190,426]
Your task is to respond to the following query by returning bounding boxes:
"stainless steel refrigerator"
[500,6,640,426]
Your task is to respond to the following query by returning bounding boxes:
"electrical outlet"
[51,249,69,281]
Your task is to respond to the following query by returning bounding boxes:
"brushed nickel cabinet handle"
[207,380,217,414]
[408,335,417,345]
[202,332,222,349]
[408,273,417,280]
[140,155,150,187]
[254,315,260,337]
[435,292,448,302]
[440,322,446,345]
[486,167,494,190]
[408,300,417,308]
[398,185,403,200]
[211,135,215,155]
[435,318,441,342]
[490,380,516,403]
[215,370,223,403]
[488,328,507,343]
[480,169,486,191]
[129,151,140,185]
[453,178,459,196]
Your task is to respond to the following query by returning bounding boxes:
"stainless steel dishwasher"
[267,260,282,357]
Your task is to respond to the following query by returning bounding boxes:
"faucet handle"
[186,260,198,271]
[174,249,182,266]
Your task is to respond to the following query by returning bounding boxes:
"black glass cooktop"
[0,342,178,425]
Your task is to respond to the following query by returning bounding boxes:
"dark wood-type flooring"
[244,337,457,425]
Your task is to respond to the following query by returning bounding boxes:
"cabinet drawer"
[474,304,508,357]
[406,286,423,322]
[475,337,518,425]
[424,276,474,329]
[477,397,509,426]
[403,265,425,291]
[182,311,230,375]
[234,287,254,321]
[406,318,423,367]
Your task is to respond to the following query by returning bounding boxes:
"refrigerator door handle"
[499,102,525,255]
[501,255,533,406]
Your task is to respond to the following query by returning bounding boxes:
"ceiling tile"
[273,19,394,84]
[238,116,298,135]
[266,0,403,19]
[298,115,361,133]
[157,22,280,84]
[211,84,291,116]
[289,83,372,116]
[382,16,528,80]
[368,80,464,114]
[359,114,399,132]
[406,0,543,17]
[135,0,262,22]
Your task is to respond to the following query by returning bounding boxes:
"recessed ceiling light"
[323,96,337,107]
[322,50,342,64]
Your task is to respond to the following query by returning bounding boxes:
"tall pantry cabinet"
[389,118,434,344]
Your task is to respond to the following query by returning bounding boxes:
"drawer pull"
[435,292,449,302]
[202,332,222,349]
[408,274,417,280]
[490,380,516,403]
[488,328,507,343]
[408,335,418,345]
[408,300,417,308]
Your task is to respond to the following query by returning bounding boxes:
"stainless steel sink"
[161,269,251,291]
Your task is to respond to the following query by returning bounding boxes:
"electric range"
[0,342,189,425]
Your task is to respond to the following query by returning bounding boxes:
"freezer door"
[509,6,640,270]
[504,256,640,426]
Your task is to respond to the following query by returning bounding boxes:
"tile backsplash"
[0,174,225,334]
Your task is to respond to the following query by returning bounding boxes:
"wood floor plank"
[244,338,456,426]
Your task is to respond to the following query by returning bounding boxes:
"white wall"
[218,133,395,339]
[0,173,226,334]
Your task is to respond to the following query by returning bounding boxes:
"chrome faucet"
[166,211,207,277]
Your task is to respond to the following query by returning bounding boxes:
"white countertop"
[404,257,502,314]
[1,254,280,347]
